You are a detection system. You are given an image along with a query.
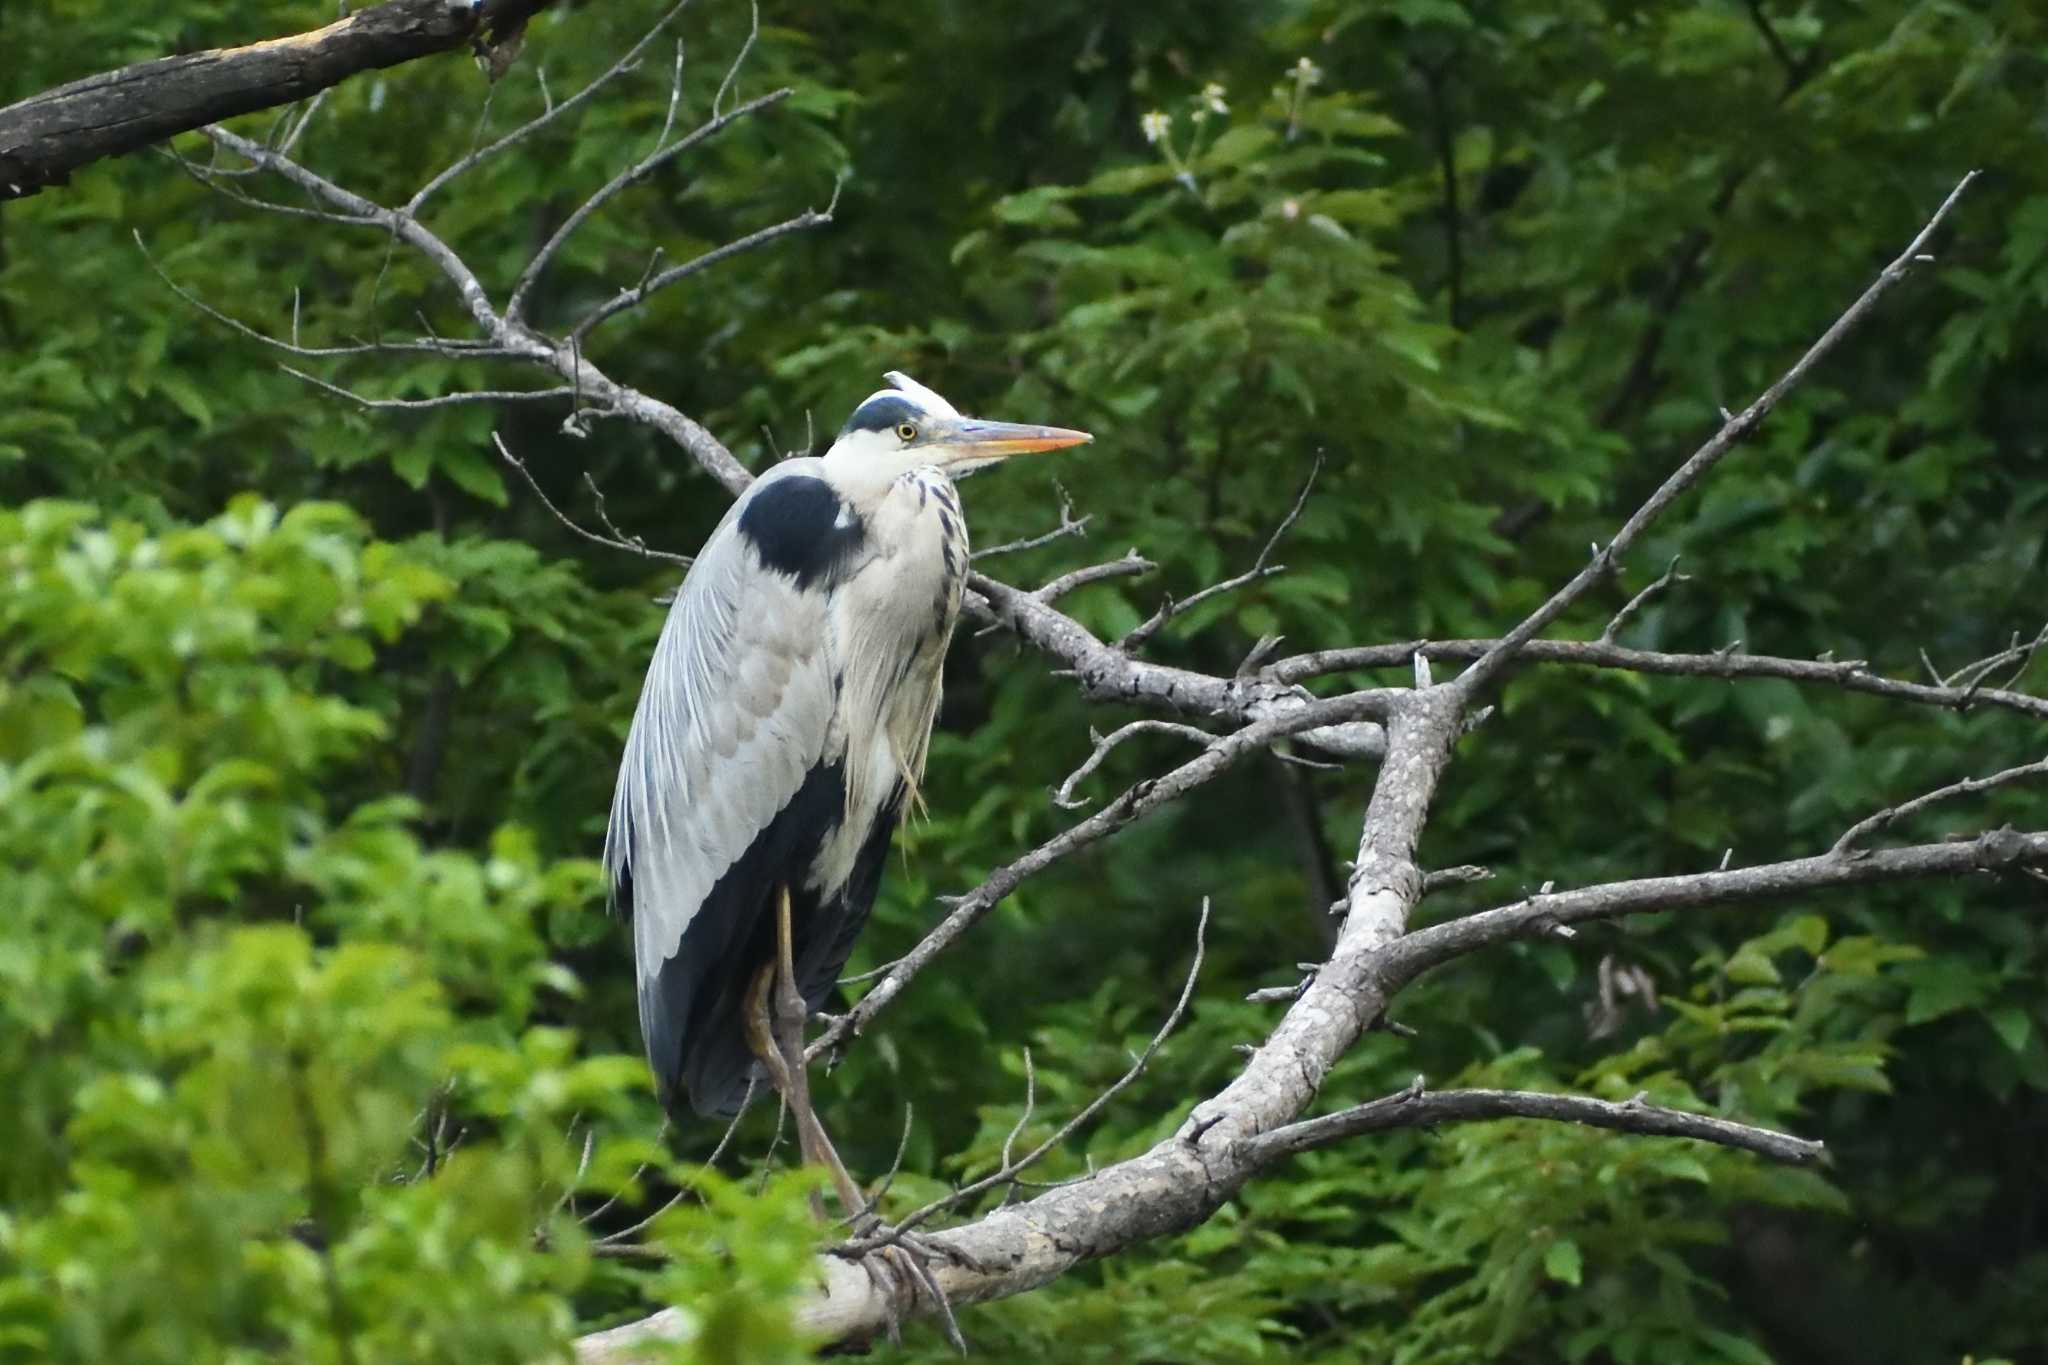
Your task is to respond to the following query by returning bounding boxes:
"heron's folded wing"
[602,508,838,1104]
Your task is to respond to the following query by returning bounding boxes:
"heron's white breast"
[806,467,967,898]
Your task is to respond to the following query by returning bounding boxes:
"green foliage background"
[3,1,2045,1360]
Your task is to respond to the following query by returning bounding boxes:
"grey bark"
[0,0,553,200]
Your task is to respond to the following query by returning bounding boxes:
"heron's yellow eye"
[894,421,918,443]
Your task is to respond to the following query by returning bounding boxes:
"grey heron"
[605,372,1091,1210]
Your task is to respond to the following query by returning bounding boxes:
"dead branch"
[972,485,1089,561]
[807,684,1402,1065]
[1118,457,1319,651]
[0,0,555,201]
[1831,758,2048,856]
[1599,555,1689,643]
[495,433,692,567]
[1268,635,2048,724]
[1380,828,2048,989]
[505,86,795,325]
[1244,1082,1825,1167]
[1455,171,1979,699]
[1052,720,1216,810]
[842,898,1211,1253]
[571,186,840,342]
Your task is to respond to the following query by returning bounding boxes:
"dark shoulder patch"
[736,474,865,588]
[838,393,922,438]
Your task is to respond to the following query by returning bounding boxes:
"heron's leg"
[766,885,871,1225]
[742,962,787,1088]
[741,959,828,1221]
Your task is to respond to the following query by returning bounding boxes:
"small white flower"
[1141,110,1172,144]
[1201,82,1229,116]
[1294,56,1324,87]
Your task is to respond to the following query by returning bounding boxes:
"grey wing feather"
[603,492,840,1080]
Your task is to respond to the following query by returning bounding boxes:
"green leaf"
[1987,1004,2033,1055]
[1542,1237,1582,1287]
[1900,959,1995,1026]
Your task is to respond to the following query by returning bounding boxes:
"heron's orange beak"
[938,417,1094,461]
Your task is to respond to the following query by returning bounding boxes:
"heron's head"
[823,372,1091,481]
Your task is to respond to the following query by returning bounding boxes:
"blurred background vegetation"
[2,1,2044,1361]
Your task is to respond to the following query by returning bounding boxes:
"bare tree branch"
[0,0,554,200]
[1831,759,2048,856]
[809,684,1403,1063]
[1118,457,1319,652]
[200,123,508,337]
[285,365,573,412]
[495,433,693,566]
[569,187,839,342]
[188,122,762,492]
[1599,555,1689,643]
[972,486,1089,561]
[1268,635,2048,724]
[971,574,1389,759]
[1245,1081,1825,1167]
[1380,828,2048,989]
[504,86,793,325]
[844,898,1211,1252]
[1026,552,1155,605]
[1052,720,1216,810]
[1456,172,1979,700]
[406,1,693,215]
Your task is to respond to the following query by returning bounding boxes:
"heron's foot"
[832,1224,989,1275]
[838,1237,971,1353]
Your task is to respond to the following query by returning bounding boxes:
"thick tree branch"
[0,0,553,200]
[808,684,1402,1061]
[1379,828,2048,988]
[843,899,1212,1252]
[973,573,1388,758]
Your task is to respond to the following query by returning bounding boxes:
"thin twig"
[505,85,794,324]
[411,0,697,214]
[282,365,573,411]
[1120,457,1320,651]
[496,432,693,565]
[570,188,839,342]
[844,898,1211,1252]
[1245,1082,1825,1167]
[1949,622,2048,699]
[1456,172,1980,699]
[1052,720,1215,810]
[1831,757,2048,857]
[1381,828,2048,989]
[974,488,1089,561]
[1267,635,2048,725]
[712,0,761,118]
[998,1049,1037,1208]
[847,1103,918,1229]
[1599,555,1690,643]
[140,231,507,360]
[1033,551,1154,604]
